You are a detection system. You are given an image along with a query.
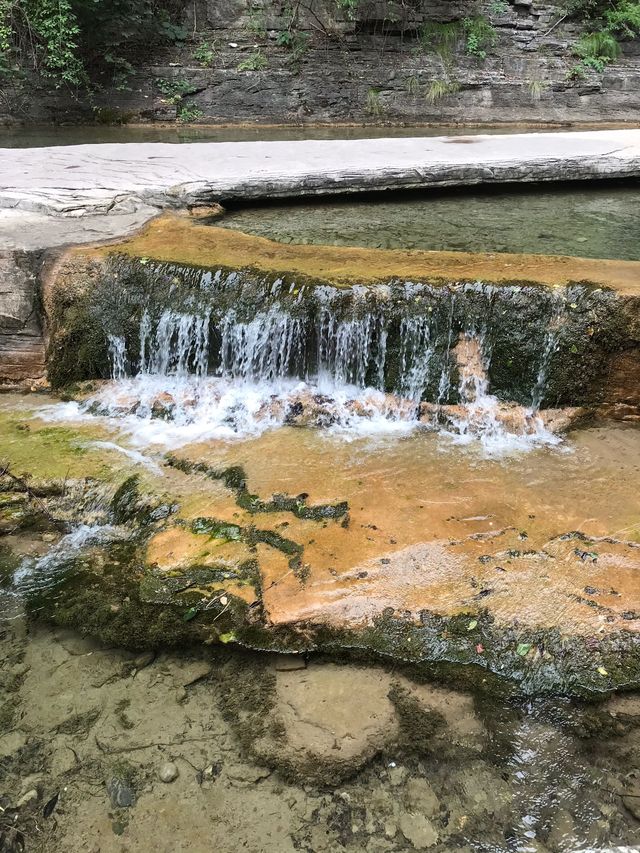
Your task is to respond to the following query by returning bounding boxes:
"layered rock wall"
[0,253,45,385]
[2,0,640,126]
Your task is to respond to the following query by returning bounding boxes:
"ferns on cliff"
[566,0,640,75]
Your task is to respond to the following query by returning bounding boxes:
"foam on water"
[40,290,565,455]
[42,373,560,456]
[440,332,561,455]
[43,375,418,449]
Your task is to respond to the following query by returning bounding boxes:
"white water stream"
[42,291,563,455]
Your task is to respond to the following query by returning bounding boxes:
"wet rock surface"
[1,399,640,696]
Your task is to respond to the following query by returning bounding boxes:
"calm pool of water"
[219,181,640,261]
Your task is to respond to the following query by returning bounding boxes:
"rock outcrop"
[1,131,640,224]
[0,252,45,386]
[1,0,639,126]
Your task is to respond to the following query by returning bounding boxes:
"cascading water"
[442,332,561,453]
[43,260,571,453]
[220,307,305,382]
[530,292,566,413]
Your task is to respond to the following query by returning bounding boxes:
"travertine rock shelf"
[1,129,640,250]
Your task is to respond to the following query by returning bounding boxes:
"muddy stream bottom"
[1,394,640,851]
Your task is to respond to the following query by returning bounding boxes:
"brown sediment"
[92,213,640,293]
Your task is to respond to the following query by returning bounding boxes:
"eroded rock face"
[3,0,640,125]
[0,252,45,386]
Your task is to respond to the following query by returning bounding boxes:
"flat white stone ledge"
[1,129,639,249]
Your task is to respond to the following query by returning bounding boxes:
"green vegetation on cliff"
[2,0,639,94]
[0,0,184,86]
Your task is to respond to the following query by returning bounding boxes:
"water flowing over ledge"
[42,251,602,453]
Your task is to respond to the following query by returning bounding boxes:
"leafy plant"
[247,8,266,37]
[1,0,186,86]
[155,76,193,104]
[426,78,460,103]
[365,87,384,115]
[605,0,640,36]
[420,20,463,60]
[421,16,497,61]
[490,0,509,13]
[0,0,84,84]
[574,28,622,60]
[177,101,202,123]
[237,50,267,72]
[337,0,359,19]
[463,16,498,60]
[566,0,640,72]
[193,39,216,67]
[277,29,309,65]
[567,62,588,79]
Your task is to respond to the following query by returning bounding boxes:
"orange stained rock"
[146,526,253,572]
[91,213,640,293]
[161,424,640,638]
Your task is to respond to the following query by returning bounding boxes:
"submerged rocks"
[251,663,398,784]
[230,662,488,786]
[106,774,136,808]
[150,392,176,420]
[158,761,179,783]
[398,812,439,849]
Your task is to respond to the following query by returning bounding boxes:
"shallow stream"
[219,182,640,261]
[1,156,640,851]
[1,385,640,852]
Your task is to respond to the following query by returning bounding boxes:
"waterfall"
[219,307,305,382]
[531,293,565,412]
[398,315,434,403]
[107,334,128,380]
[436,294,457,406]
[316,306,386,388]
[137,309,211,377]
[442,331,561,453]
[66,265,570,451]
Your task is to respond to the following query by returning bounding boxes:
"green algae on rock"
[5,458,639,698]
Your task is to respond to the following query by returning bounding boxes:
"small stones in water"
[15,790,38,809]
[106,776,135,809]
[273,654,307,672]
[159,762,179,784]
[50,746,76,776]
[398,811,439,849]
[178,660,212,688]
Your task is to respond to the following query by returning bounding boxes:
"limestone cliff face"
[0,253,45,385]
[2,0,639,126]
